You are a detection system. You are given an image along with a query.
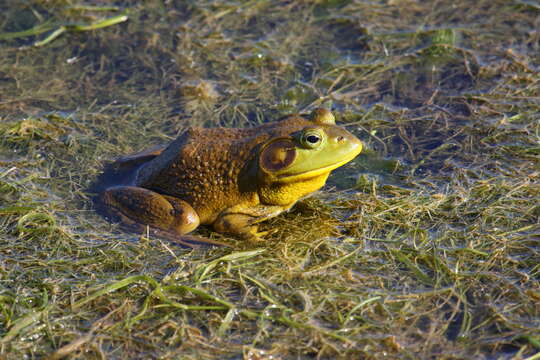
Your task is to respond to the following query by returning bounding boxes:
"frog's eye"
[301,129,324,149]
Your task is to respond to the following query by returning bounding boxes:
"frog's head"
[258,109,362,184]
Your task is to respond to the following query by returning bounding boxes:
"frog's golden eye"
[301,129,324,149]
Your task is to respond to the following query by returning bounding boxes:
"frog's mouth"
[276,150,360,184]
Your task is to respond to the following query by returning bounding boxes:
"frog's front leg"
[213,204,291,242]
[100,186,202,246]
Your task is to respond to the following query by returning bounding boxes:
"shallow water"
[1,1,539,359]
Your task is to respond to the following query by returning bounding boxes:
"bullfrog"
[98,108,362,246]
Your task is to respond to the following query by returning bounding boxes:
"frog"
[97,108,362,246]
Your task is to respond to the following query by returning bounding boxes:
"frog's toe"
[149,229,229,248]
[243,226,278,243]
[256,228,279,239]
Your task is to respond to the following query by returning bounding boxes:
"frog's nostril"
[337,136,345,142]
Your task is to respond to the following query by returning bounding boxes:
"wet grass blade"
[34,14,128,47]
[389,248,435,286]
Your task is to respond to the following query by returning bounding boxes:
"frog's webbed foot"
[213,208,283,243]
[243,225,270,243]
[148,229,230,248]
[212,213,257,242]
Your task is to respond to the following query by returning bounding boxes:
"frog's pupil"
[307,135,319,143]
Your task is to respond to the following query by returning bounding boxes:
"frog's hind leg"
[114,145,166,167]
[99,186,208,247]
[92,145,167,192]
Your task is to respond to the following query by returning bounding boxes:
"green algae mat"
[0,1,539,359]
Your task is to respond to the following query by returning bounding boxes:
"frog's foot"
[147,229,230,248]
[99,186,225,247]
[241,226,267,243]
[246,226,282,242]
[212,202,291,242]
[213,213,277,243]
[253,228,279,239]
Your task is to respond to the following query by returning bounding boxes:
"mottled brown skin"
[99,109,362,246]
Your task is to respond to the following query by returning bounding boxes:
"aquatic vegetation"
[0,0,538,358]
